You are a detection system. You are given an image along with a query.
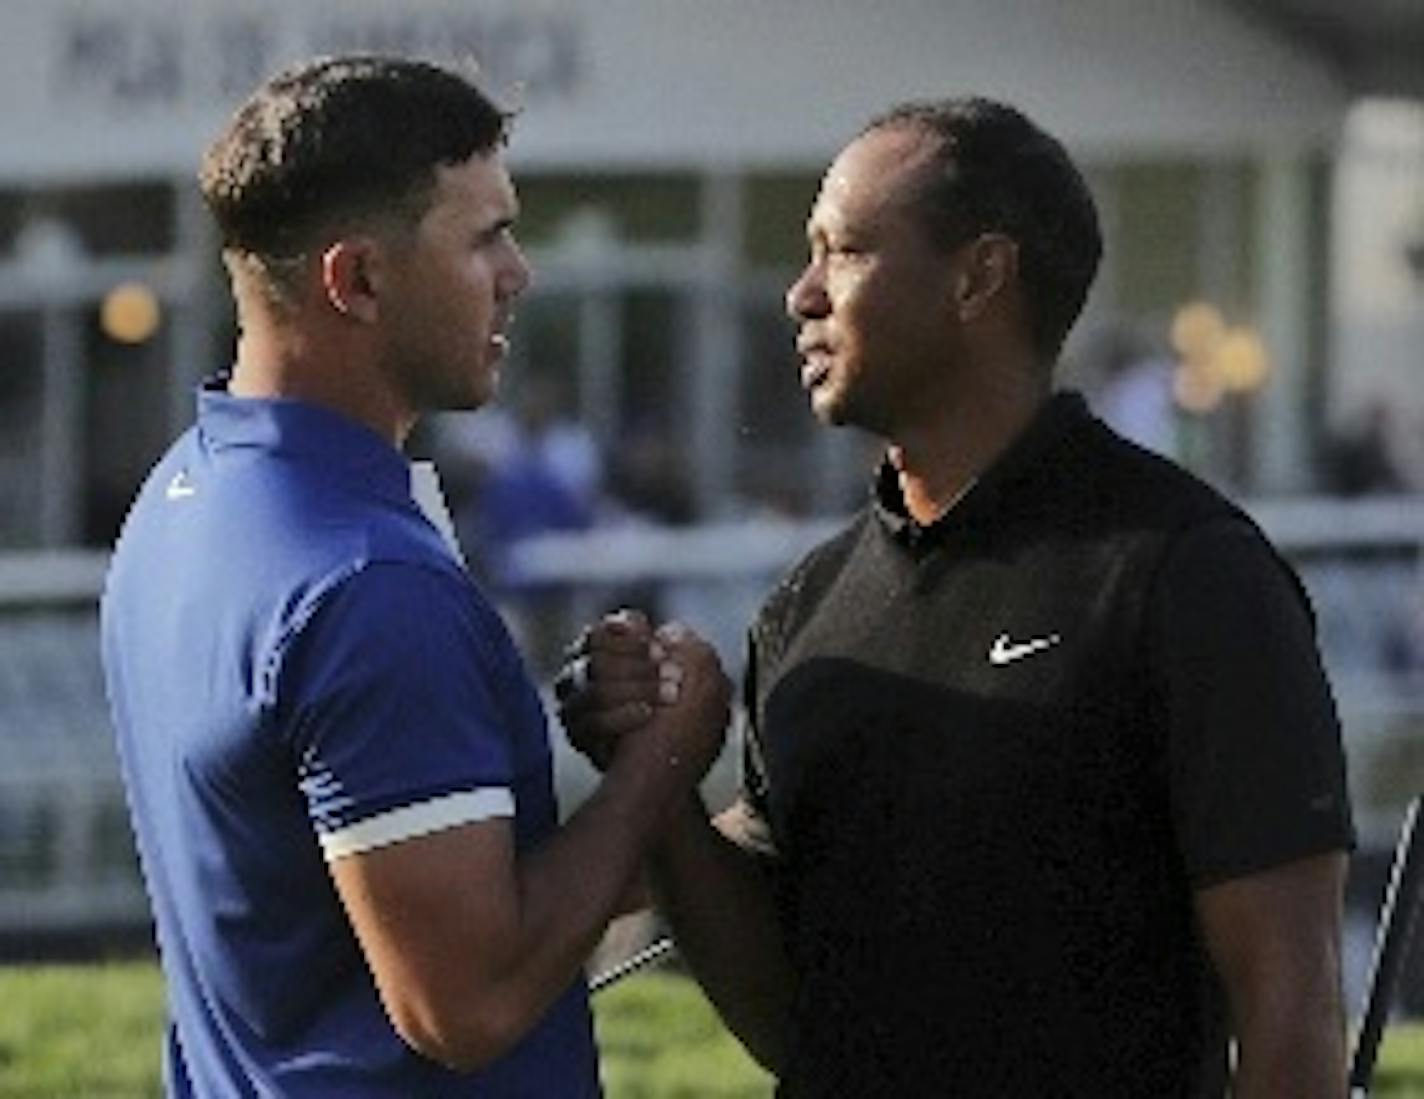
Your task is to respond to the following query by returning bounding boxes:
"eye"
[475,221,517,250]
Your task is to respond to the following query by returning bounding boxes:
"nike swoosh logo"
[165,471,196,500]
[988,632,1061,665]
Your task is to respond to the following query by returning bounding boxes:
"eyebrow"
[805,211,868,245]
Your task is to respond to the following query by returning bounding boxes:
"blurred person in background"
[1321,400,1406,497]
[1083,320,1180,460]
[561,97,1353,1097]
[100,54,728,1097]
[467,375,601,667]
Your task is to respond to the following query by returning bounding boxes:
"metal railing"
[1,496,1421,945]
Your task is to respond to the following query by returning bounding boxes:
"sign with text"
[0,0,1344,181]
[51,7,582,113]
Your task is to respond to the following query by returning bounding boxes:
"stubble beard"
[394,344,495,418]
[812,367,888,438]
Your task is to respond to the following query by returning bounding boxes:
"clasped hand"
[555,610,730,786]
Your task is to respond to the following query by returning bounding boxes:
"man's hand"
[557,612,729,790]
[556,609,679,769]
[624,622,732,788]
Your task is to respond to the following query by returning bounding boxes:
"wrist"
[649,789,713,860]
[600,732,689,832]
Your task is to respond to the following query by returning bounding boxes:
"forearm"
[1230,977,1346,1099]
[1196,854,1349,1099]
[649,794,794,1073]
[490,750,683,1038]
[362,745,684,1071]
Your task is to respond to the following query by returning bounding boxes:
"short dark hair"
[863,98,1102,361]
[200,55,510,263]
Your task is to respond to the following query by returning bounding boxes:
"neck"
[890,359,1051,525]
[229,319,412,448]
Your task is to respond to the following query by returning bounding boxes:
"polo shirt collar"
[872,389,1091,544]
[196,374,412,505]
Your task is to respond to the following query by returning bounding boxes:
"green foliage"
[4,960,1424,1097]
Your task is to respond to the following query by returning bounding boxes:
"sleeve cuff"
[319,787,514,861]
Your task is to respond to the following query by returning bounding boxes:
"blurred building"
[1,1,1422,973]
[0,0,1418,550]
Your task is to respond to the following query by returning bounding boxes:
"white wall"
[0,0,1345,182]
[1331,100,1424,487]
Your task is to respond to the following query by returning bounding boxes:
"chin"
[811,388,854,428]
[424,379,491,416]
[457,363,500,411]
[816,393,886,438]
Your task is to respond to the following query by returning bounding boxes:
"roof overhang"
[0,0,1353,182]
[1225,0,1424,100]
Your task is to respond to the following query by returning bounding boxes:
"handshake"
[554,610,733,801]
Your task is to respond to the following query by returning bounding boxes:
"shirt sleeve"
[275,560,519,860]
[1150,518,1355,886]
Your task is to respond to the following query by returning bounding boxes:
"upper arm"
[277,564,532,1065]
[328,817,526,1069]
[1150,519,1354,884]
[1194,852,1349,1097]
[280,565,519,821]
[1194,851,1348,1012]
[1153,522,1352,1090]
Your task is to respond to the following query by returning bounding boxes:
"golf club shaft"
[1350,795,1424,1093]
[589,935,677,994]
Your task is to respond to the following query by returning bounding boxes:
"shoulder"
[1019,413,1276,580]
[1065,415,1247,529]
[1151,514,1313,628]
[288,558,500,662]
[1074,429,1307,607]
[267,557,523,716]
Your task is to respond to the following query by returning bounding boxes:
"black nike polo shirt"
[738,391,1353,1098]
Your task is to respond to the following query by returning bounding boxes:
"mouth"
[489,314,515,358]
[797,339,833,390]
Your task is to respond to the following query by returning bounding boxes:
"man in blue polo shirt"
[101,55,729,1096]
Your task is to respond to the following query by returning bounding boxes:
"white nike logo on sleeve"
[165,471,197,500]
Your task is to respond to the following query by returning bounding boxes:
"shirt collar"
[871,389,1091,545]
[195,374,412,505]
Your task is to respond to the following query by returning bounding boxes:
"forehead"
[422,151,517,228]
[809,126,941,234]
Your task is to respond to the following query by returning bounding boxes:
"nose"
[501,238,533,299]
[785,258,828,321]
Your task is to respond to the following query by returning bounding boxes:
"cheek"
[827,270,867,324]
[832,275,886,351]
[459,266,498,318]
[422,269,489,337]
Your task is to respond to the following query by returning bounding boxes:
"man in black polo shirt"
[563,98,1352,1097]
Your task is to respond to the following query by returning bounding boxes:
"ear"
[320,238,382,324]
[950,233,1019,324]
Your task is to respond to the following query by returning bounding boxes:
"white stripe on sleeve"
[319,788,514,862]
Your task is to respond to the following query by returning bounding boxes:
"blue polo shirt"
[100,383,600,1097]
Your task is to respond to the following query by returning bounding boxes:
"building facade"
[0,0,1371,551]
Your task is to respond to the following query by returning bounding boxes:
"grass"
[2,959,1423,1097]
[0,959,773,1098]
[1377,1026,1424,1099]
[0,961,165,1098]
[595,971,774,1098]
